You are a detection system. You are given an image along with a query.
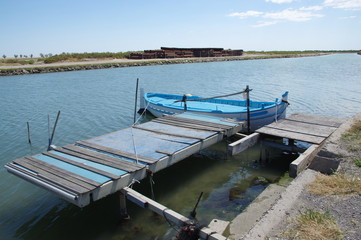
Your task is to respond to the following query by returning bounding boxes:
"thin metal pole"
[133,78,139,124]
[48,111,61,150]
[246,85,251,133]
[48,115,51,147]
[27,121,31,145]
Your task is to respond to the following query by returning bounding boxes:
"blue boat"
[141,90,289,132]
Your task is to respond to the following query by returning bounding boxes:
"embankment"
[0,53,330,76]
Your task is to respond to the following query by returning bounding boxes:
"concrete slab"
[241,169,318,240]
[229,184,285,240]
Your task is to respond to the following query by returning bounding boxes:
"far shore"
[0,52,336,76]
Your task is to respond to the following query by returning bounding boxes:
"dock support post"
[119,191,130,220]
[133,78,139,124]
[27,121,32,145]
[246,85,251,134]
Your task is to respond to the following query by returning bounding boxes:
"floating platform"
[5,112,243,207]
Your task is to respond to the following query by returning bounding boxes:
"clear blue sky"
[1,0,360,57]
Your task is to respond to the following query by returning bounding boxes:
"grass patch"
[342,120,361,152]
[355,158,361,168]
[43,52,131,63]
[308,174,361,195]
[285,209,343,240]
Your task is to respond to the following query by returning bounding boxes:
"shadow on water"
[13,139,298,240]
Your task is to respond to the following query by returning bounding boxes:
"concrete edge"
[241,169,319,240]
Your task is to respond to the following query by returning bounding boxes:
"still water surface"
[0,54,360,240]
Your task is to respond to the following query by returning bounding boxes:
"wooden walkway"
[5,112,243,207]
[256,113,344,144]
[228,113,345,177]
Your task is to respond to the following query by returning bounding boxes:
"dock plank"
[265,119,337,138]
[43,152,120,180]
[132,125,205,140]
[163,115,232,129]
[256,127,325,144]
[153,118,223,132]
[14,157,96,193]
[59,145,143,172]
[77,140,158,164]
[286,113,344,127]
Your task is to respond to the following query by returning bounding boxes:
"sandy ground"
[0,58,152,69]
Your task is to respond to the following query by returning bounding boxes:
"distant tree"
[40,53,44,58]
[14,54,18,58]
[30,54,33,58]
[20,54,23,58]
[24,55,28,58]
[2,54,5,59]
[48,53,53,57]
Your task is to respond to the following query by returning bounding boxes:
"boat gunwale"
[144,92,287,114]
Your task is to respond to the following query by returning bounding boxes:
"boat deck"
[5,112,243,207]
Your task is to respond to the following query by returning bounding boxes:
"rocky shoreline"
[0,53,329,76]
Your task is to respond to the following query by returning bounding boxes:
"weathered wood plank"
[153,118,223,132]
[43,152,120,180]
[286,113,344,127]
[256,127,325,144]
[265,119,337,138]
[18,157,101,187]
[289,144,321,177]
[132,125,205,140]
[77,140,158,164]
[228,133,260,156]
[14,157,96,193]
[59,145,143,172]
[123,187,227,240]
[156,150,174,156]
[164,115,232,129]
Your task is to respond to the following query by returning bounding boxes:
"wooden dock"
[5,112,243,207]
[229,113,345,177]
[256,113,344,144]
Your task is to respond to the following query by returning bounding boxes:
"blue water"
[1,54,360,240]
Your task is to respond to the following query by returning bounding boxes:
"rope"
[162,208,180,233]
[127,178,140,188]
[130,127,139,164]
[130,100,151,164]
[174,89,251,103]
[133,100,151,125]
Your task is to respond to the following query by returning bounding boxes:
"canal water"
[0,54,360,240]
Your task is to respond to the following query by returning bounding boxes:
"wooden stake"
[48,111,61,151]
[133,78,139,124]
[27,122,31,145]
